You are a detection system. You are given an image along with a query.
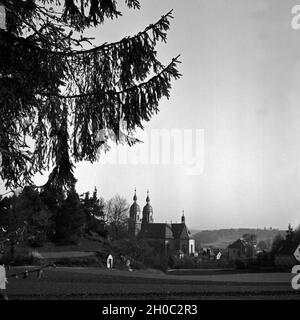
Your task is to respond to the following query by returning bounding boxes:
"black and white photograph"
[1,0,300,306]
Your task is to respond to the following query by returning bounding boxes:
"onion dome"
[130,188,141,221]
[142,190,153,223]
[133,191,137,202]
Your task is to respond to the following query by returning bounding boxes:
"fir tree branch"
[53,9,174,56]
[51,55,181,99]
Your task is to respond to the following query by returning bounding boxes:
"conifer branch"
[53,9,174,56]
[55,55,181,99]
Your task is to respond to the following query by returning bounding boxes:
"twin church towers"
[128,189,153,236]
[128,188,186,237]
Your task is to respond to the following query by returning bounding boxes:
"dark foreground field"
[6,267,300,300]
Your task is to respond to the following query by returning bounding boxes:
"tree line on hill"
[0,185,130,254]
[192,228,286,249]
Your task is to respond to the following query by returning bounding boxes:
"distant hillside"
[192,228,285,249]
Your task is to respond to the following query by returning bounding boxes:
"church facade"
[128,190,195,256]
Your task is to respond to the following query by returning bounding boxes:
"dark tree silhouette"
[53,187,85,244]
[81,187,106,234]
[0,187,54,251]
[0,0,181,191]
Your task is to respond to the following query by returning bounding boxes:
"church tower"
[128,188,141,237]
[181,210,185,224]
[142,190,154,226]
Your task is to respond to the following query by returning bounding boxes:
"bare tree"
[106,195,129,240]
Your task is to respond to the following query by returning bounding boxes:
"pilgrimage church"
[128,189,195,256]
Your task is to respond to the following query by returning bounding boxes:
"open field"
[5,267,300,300]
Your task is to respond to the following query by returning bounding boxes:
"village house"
[228,238,255,261]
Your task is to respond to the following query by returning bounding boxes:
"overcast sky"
[2,0,300,230]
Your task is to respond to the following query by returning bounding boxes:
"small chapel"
[128,189,195,256]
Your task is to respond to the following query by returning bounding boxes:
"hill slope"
[192,228,285,249]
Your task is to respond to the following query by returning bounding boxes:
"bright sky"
[2,0,300,230]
